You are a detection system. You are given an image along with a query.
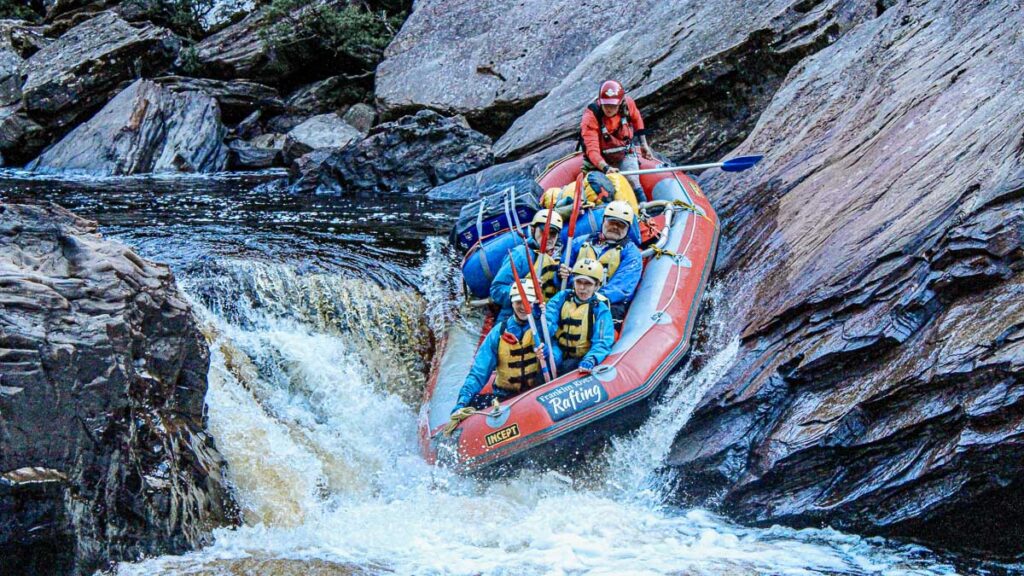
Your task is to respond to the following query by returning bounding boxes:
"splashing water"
[108,243,977,576]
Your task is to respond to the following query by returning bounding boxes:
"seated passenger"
[546,258,614,375]
[452,283,558,413]
[559,201,642,321]
[489,209,563,323]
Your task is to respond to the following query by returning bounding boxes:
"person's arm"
[489,245,525,306]
[581,109,609,171]
[454,327,501,412]
[544,289,565,338]
[598,243,642,304]
[627,97,653,159]
[580,302,615,369]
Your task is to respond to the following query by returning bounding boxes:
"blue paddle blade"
[721,155,764,172]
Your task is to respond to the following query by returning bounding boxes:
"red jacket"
[580,96,645,168]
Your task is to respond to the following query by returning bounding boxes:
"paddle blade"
[721,155,764,172]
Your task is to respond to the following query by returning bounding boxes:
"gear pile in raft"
[419,80,761,474]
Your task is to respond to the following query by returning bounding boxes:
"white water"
[113,241,965,576]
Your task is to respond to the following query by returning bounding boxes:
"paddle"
[559,175,584,291]
[619,154,763,176]
[538,204,554,257]
[523,244,558,379]
[509,254,553,383]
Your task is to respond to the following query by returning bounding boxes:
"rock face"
[30,79,228,176]
[282,113,362,163]
[377,0,876,152]
[22,11,181,133]
[426,140,573,201]
[0,203,237,575]
[0,21,49,165]
[375,0,617,135]
[187,0,349,87]
[291,109,493,195]
[153,76,284,125]
[496,0,878,160]
[228,133,286,169]
[665,0,1024,556]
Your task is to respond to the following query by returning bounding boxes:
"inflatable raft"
[419,153,719,474]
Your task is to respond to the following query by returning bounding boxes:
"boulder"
[22,11,181,133]
[284,75,362,117]
[492,0,878,160]
[0,203,237,575]
[153,76,284,124]
[342,102,375,134]
[29,79,228,176]
[291,109,493,196]
[0,106,47,166]
[282,113,362,163]
[665,0,1024,556]
[228,133,286,169]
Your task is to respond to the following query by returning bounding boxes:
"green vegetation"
[0,0,41,21]
[261,0,407,72]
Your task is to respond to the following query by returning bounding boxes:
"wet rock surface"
[0,203,237,575]
[665,0,1024,555]
[29,79,228,176]
[21,11,181,133]
[292,109,493,196]
[378,0,876,157]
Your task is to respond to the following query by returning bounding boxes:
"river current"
[2,171,1017,576]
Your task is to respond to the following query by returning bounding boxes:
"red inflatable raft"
[419,153,719,474]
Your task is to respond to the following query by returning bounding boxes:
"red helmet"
[597,80,624,106]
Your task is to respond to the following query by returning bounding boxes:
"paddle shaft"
[619,162,725,176]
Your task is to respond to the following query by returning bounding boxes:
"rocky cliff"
[663,0,1024,555]
[0,203,237,575]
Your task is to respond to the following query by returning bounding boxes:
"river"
[1,170,1017,576]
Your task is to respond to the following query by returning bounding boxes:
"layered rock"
[21,11,180,133]
[153,76,284,124]
[426,140,573,201]
[0,203,237,575]
[377,0,876,152]
[228,133,287,170]
[666,0,1024,555]
[291,109,492,195]
[0,21,49,165]
[494,0,878,160]
[30,79,228,176]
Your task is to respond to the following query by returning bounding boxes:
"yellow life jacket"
[496,321,541,393]
[578,240,623,281]
[555,295,605,359]
[533,251,560,299]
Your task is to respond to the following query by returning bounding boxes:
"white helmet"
[603,200,634,225]
[509,282,538,303]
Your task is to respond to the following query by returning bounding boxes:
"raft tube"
[421,153,719,474]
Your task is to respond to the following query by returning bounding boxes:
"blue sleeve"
[489,244,531,307]
[544,290,567,344]
[582,302,615,367]
[599,243,641,304]
[454,326,501,411]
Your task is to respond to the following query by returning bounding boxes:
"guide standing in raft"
[579,79,655,192]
